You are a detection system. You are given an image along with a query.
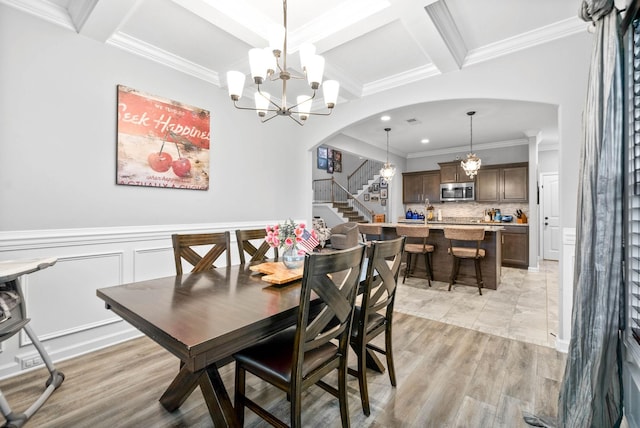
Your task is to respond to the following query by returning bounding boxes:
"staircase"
[333,202,366,223]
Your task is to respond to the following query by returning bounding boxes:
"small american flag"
[299,229,319,253]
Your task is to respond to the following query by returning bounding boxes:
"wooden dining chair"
[349,236,405,416]
[235,228,277,264]
[171,231,231,274]
[444,227,486,295]
[395,225,435,286]
[233,245,366,428]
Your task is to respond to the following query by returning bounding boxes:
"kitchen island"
[375,222,504,290]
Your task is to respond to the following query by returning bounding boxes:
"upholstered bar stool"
[395,225,434,286]
[444,227,486,295]
[358,223,382,243]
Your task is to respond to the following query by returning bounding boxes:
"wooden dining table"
[96,263,310,428]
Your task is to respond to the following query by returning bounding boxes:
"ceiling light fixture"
[225,0,339,126]
[461,111,481,178]
[380,127,396,181]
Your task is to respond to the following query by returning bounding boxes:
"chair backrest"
[359,237,405,324]
[395,225,430,251]
[235,228,277,265]
[444,227,485,257]
[292,245,366,379]
[172,232,232,274]
[443,227,485,242]
[358,223,382,242]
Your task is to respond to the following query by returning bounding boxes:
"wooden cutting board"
[249,262,303,285]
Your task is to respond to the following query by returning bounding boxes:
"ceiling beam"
[76,0,142,42]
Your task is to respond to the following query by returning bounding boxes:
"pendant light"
[461,111,481,178]
[380,127,396,181]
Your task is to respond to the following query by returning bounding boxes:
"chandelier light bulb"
[254,92,271,117]
[248,48,268,84]
[323,80,339,108]
[226,70,246,100]
[299,42,316,71]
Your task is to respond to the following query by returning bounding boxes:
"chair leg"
[291,384,303,428]
[423,253,432,287]
[338,355,351,428]
[403,253,412,283]
[234,364,246,426]
[448,257,459,291]
[385,323,397,387]
[353,337,370,416]
[474,258,484,296]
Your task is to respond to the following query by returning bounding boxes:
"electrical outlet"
[19,355,43,370]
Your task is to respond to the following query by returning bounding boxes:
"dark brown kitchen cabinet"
[502,225,529,269]
[476,162,528,202]
[402,170,440,203]
[502,165,528,202]
[475,167,500,201]
[439,161,469,183]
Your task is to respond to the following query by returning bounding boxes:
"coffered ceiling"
[6,0,586,156]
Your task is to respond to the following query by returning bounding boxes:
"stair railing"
[313,178,374,222]
[347,159,385,193]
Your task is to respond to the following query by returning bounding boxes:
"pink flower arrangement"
[265,219,318,254]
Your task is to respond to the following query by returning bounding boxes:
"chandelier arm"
[285,90,317,113]
[300,108,334,117]
[232,100,281,113]
[287,114,305,126]
[260,113,281,124]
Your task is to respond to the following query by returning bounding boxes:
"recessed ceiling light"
[381,115,390,121]
[421,138,430,144]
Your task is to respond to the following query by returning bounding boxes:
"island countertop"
[367,223,502,290]
[377,221,506,232]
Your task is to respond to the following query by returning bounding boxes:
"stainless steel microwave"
[440,182,475,201]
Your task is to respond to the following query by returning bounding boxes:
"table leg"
[199,365,239,428]
[159,364,200,411]
[364,348,385,373]
[159,363,239,428]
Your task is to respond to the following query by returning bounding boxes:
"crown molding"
[67,0,99,33]
[362,63,440,97]
[107,32,220,86]
[0,0,75,30]
[464,17,586,66]
[406,138,529,159]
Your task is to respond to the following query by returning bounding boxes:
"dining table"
[96,263,311,427]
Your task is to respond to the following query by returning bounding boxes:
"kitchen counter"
[374,223,502,290]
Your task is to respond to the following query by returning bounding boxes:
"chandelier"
[461,111,481,178]
[225,0,339,126]
[380,127,396,181]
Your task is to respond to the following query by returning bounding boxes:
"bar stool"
[444,227,486,295]
[395,225,434,287]
[357,223,382,243]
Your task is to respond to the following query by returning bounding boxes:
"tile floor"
[394,260,559,348]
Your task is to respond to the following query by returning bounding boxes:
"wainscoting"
[0,222,265,379]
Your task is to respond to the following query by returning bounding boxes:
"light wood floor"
[0,312,565,427]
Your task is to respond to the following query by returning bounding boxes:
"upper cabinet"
[402,170,440,203]
[438,161,472,183]
[476,162,528,202]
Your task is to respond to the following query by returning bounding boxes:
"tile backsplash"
[403,201,529,221]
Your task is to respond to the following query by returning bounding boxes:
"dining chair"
[444,227,486,295]
[395,225,434,286]
[235,228,277,264]
[349,236,405,416]
[233,245,366,428]
[171,231,232,274]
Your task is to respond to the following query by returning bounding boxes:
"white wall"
[0,5,309,231]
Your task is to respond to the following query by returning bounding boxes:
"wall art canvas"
[380,188,388,199]
[116,85,211,190]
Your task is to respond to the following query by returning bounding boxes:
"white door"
[542,173,560,260]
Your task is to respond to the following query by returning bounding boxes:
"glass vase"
[282,246,304,269]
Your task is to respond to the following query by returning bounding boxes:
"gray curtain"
[525,1,624,427]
